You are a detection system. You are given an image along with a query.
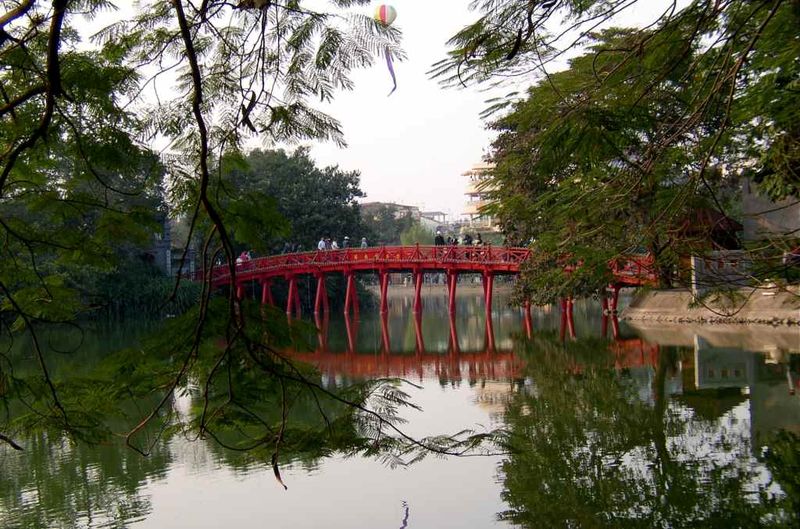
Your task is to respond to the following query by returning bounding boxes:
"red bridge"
[201,245,656,317]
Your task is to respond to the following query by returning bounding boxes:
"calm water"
[2,287,799,528]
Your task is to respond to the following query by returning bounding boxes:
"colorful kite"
[374,5,398,95]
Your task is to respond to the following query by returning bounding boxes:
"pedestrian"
[434,230,445,246]
[282,241,292,254]
[475,233,483,246]
[325,237,332,250]
[331,238,339,250]
[343,236,350,248]
[361,237,368,248]
[318,237,326,251]
[463,233,473,246]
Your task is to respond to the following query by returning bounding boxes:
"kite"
[374,5,398,95]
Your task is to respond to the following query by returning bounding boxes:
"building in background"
[463,162,501,233]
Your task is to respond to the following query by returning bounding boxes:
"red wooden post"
[344,311,356,354]
[293,283,302,319]
[236,283,244,300]
[610,285,620,313]
[380,270,391,313]
[261,281,273,305]
[344,272,354,315]
[286,276,297,316]
[447,271,458,314]
[601,313,608,338]
[483,272,494,320]
[314,274,326,314]
[322,277,330,313]
[413,270,423,313]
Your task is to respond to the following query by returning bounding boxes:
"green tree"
[400,220,434,245]
[434,1,800,301]
[223,148,369,252]
[0,1,491,468]
[361,204,416,245]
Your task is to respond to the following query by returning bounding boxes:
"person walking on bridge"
[317,237,326,251]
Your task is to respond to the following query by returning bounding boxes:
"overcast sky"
[303,0,681,218]
[92,1,678,218]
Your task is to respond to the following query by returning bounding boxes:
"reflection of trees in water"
[499,334,798,527]
[0,432,171,528]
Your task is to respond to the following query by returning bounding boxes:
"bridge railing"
[195,245,532,283]
[192,246,658,286]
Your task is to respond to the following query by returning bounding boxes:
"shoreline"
[620,288,800,326]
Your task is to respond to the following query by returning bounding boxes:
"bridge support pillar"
[344,272,359,317]
[483,272,494,320]
[286,276,300,318]
[379,271,389,313]
[609,285,620,314]
[261,281,273,306]
[314,274,328,314]
[236,283,245,300]
[413,271,423,313]
[447,271,458,314]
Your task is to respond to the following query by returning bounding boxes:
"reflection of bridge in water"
[285,308,665,381]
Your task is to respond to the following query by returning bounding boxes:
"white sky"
[303,0,682,218]
[88,1,680,218]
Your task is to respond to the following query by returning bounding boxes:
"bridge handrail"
[197,245,532,282]
[192,245,658,287]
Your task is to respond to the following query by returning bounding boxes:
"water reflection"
[1,291,798,528]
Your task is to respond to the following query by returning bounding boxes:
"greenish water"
[2,289,799,528]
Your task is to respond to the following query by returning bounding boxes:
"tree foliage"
[435,0,800,302]
[361,204,416,245]
[0,0,498,468]
[222,148,369,252]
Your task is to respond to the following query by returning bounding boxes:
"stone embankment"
[621,287,800,326]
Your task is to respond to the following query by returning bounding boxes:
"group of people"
[316,236,369,250]
[434,231,484,246]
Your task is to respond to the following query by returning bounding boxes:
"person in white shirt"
[317,237,326,250]
[331,239,339,250]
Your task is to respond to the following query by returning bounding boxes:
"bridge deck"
[198,245,656,317]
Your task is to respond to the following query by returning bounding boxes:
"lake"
[2,286,799,528]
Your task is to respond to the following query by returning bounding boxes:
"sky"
[300,0,682,218]
[304,1,504,218]
[89,1,680,219]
